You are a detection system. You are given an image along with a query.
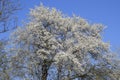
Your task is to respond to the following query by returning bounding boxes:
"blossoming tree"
[10,4,120,80]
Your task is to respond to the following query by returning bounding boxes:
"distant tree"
[10,5,120,80]
[0,0,20,79]
[0,40,11,80]
[0,0,20,33]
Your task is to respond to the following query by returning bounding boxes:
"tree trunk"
[57,64,62,80]
[41,60,51,80]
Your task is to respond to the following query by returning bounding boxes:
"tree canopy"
[8,5,120,80]
[0,3,119,80]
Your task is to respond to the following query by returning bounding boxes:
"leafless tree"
[0,0,20,33]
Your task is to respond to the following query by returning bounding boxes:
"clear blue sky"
[2,0,120,51]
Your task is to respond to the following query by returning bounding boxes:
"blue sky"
[1,0,120,51]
